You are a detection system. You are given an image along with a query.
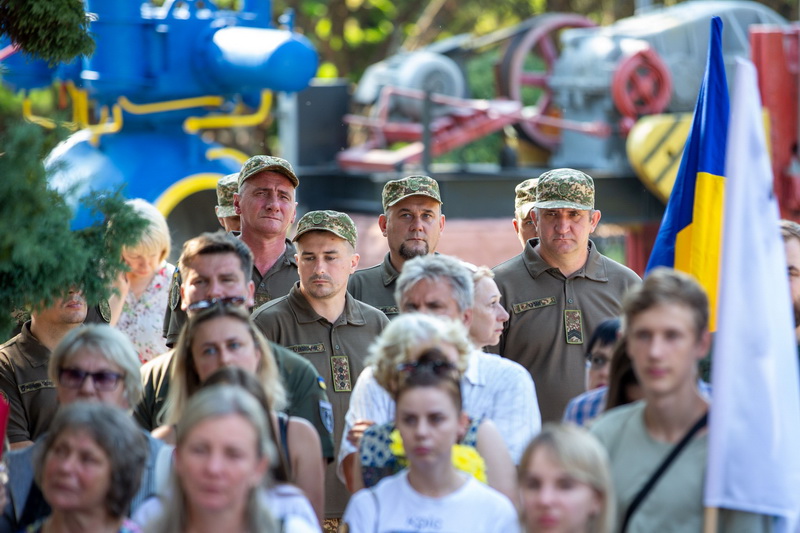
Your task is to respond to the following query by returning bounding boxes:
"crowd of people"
[1,154,797,533]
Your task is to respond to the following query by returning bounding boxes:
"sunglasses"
[58,368,124,392]
[396,359,457,376]
[187,296,246,312]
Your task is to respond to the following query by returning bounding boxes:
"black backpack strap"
[621,412,708,533]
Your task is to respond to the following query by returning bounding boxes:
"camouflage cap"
[382,175,442,212]
[238,155,299,189]
[514,178,539,220]
[293,210,358,249]
[534,168,595,210]
[215,173,239,218]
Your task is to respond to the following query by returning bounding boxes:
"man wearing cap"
[162,156,301,347]
[492,168,640,422]
[252,210,389,523]
[348,175,445,318]
[513,178,539,248]
[215,173,241,233]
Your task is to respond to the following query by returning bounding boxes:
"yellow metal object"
[118,95,225,115]
[628,111,772,204]
[183,90,273,133]
[206,147,250,165]
[66,81,90,127]
[22,97,78,131]
[155,173,222,216]
[626,113,692,203]
[87,104,124,146]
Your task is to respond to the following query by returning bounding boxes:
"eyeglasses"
[58,368,124,391]
[187,296,246,312]
[396,359,457,376]
[585,353,610,370]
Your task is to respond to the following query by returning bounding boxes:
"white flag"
[704,57,800,531]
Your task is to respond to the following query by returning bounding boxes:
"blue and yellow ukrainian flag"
[646,16,728,330]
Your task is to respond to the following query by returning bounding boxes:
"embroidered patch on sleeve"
[330,355,352,392]
[169,269,182,310]
[287,343,325,355]
[513,296,556,314]
[319,400,334,434]
[564,309,584,344]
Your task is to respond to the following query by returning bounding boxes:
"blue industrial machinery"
[1,0,317,250]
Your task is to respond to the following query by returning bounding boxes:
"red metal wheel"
[611,48,672,119]
[497,14,596,150]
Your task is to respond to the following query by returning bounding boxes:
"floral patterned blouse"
[117,262,175,364]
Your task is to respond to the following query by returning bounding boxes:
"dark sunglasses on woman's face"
[396,359,457,376]
[58,368,123,391]
[187,296,246,312]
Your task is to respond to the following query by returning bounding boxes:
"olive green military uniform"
[492,240,640,422]
[493,168,642,422]
[162,239,299,347]
[347,253,401,318]
[134,342,335,458]
[252,284,389,518]
[0,323,56,443]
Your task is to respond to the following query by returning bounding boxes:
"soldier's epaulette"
[513,296,556,314]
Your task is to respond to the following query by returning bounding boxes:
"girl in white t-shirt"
[341,349,519,533]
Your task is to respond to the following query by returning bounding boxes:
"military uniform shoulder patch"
[319,400,334,434]
[98,299,112,323]
[513,296,556,314]
[169,269,182,311]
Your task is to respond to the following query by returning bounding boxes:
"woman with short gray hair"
[29,402,148,532]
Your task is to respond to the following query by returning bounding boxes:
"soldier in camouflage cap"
[238,155,299,189]
[381,175,442,212]
[348,175,446,318]
[534,168,594,210]
[293,210,358,249]
[215,173,241,233]
[513,178,539,248]
[491,166,640,423]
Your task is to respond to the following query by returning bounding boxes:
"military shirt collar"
[17,321,52,368]
[381,253,401,287]
[287,283,367,327]
[523,239,609,282]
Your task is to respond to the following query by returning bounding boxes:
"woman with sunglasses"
[153,304,324,525]
[2,325,171,531]
[352,314,516,502]
[341,350,519,532]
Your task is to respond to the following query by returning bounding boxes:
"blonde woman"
[152,304,324,524]
[110,198,174,363]
[518,424,614,533]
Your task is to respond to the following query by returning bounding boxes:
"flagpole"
[703,506,718,533]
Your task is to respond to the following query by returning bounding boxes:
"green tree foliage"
[0,0,94,64]
[0,119,145,339]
